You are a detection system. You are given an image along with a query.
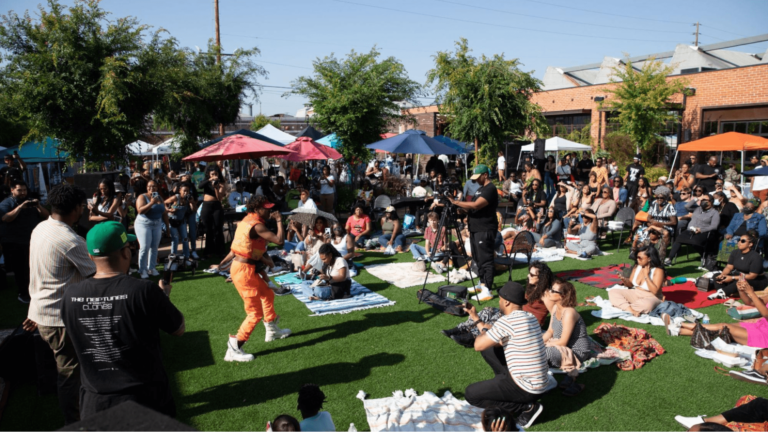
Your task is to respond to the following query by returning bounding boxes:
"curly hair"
[48,183,86,216]
[481,407,514,431]
[245,194,270,212]
[297,383,326,413]
[272,415,300,431]
[527,262,553,303]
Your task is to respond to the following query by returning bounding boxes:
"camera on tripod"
[434,182,460,199]
[162,254,198,284]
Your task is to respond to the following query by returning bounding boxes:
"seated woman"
[346,204,372,248]
[329,224,357,277]
[669,278,768,350]
[612,177,628,207]
[549,183,571,219]
[608,246,665,317]
[564,209,599,259]
[515,179,546,226]
[523,262,555,326]
[725,199,767,241]
[664,194,719,266]
[378,206,406,253]
[311,243,353,300]
[289,217,330,269]
[437,225,473,270]
[355,180,374,213]
[410,211,447,261]
[531,207,563,248]
[587,171,600,195]
[564,184,593,229]
[542,278,594,397]
[592,187,618,238]
[630,225,668,262]
[709,230,768,300]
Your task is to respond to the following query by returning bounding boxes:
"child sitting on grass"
[297,384,335,431]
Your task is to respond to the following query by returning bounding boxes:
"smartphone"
[86,198,94,206]
[152,192,159,199]
[324,227,331,236]
[162,269,173,284]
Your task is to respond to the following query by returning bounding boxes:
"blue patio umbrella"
[432,135,471,154]
[317,133,341,149]
[742,168,768,177]
[366,130,462,155]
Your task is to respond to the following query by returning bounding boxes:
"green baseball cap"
[470,164,491,180]
[87,221,137,256]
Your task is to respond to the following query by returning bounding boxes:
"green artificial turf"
[0,236,759,431]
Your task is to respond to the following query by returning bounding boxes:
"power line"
[256,60,312,70]
[222,32,435,54]
[515,0,691,25]
[701,24,747,38]
[435,0,690,34]
[330,0,683,43]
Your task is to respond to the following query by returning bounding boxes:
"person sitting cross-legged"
[410,211,447,264]
[464,281,552,430]
[664,194,719,266]
[608,246,666,317]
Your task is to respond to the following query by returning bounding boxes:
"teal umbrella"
[317,133,341,149]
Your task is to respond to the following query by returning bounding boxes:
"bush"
[644,167,669,183]
[603,132,635,168]
[336,183,358,215]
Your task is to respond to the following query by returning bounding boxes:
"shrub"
[644,167,669,183]
[603,132,635,168]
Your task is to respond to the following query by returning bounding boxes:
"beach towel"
[510,247,565,264]
[274,272,306,286]
[662,281,729,309]
[589,294,704,326]
[366,262,447,288]
[288,280,395,316]
[355,389,491,432]
[594,323,666,371]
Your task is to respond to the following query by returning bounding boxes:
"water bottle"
[348,424,357,432]
[703,314,710,324]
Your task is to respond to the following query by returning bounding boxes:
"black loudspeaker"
[533,138,546,160]
[59,401,197,431]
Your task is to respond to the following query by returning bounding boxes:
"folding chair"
[610,207,635,252]
[372,195,392,223]
[495,231,535,282]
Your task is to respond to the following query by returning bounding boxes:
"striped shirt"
[28,218,96,327]
[486,310,549,394]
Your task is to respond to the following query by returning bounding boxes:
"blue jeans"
[170,220,189,258]
[544,172,555,201]
[354,234,370,248]
[379,233,405,250]
[186,211,197,252]
[135,217,163,274]
[301,285,332,300]
[410,243,444,261]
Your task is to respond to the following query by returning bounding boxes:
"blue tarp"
[0,138,69,163]
[366,130,461,155]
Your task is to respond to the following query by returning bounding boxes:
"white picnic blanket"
[365,262,447,288]
[356,389,490,432]
[589,293,703,326]
[511,247,565,264]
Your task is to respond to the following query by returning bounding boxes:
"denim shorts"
[313,285,333,300]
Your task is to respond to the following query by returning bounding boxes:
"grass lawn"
[0,234,755,431]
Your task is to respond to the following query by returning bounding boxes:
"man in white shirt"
[297,188,318,210]
[751,156,768,202]
[497,151,507,182]
[438,154,450,170]
[228,181,251,208]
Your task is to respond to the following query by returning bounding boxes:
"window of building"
[545,113,591,136]
[720,120,768,137]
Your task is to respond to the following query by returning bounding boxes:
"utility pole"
[215,0,224,136]
[693,22,700,47]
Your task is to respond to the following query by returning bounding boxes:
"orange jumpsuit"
[230,213,275,342]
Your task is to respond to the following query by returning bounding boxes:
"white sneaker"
[224,336,254,362]
[707,289,727,300]
[472,286,493,302]
[191,251,200,260]
[674,415,705,429]
[140,271,149,279]
[264,320,291,342]
[432,262,446,273]
[148,269,160,277]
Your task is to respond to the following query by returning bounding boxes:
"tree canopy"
[426,39,547,165]
[600,58,688,158]
[290,47,422,164]
[250,114,281,131]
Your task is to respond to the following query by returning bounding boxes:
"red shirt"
[424,226,445,250]
[346,215,371,236]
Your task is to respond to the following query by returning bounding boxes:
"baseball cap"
[498,281,527,306]
[633,155,641,161]
[470,164,491,180]
[87,221,136,256]
[385,205,395,212]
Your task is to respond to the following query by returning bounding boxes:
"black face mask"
[743,207,755,215]
[657,199,668,206]
[700,201,711,210]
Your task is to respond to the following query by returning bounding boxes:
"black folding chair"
[495,231,534,282]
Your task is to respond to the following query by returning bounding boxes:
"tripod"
[417,198,482,305]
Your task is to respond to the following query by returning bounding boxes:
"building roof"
[542,34,768,91]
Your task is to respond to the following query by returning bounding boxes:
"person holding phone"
[88,178,120,223]
[318,165,335,213]
[1,151,27,186]
[165,184,192,258]
[608,246,665,317]
[200,166,227,258]
[135,180,169,279]
[708,230,768,300]
[0,179,49,303]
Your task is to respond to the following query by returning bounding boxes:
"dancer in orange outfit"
[225,195,289,362]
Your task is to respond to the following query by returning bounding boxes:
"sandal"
[562,382,585,397]
[558,375,574,389]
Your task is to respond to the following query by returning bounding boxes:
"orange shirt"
[230,213,267,260]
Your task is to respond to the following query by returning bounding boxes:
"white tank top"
[632,267,658,292]
[332,235,349,257]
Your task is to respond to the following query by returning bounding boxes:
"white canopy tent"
[255,124,297,145]
[126,140,155,157]
[517,137,593,169]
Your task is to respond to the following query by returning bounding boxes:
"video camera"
[433,182,461,199]
[162,254,198,284]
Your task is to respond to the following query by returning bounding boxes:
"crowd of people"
[6,147,768,431]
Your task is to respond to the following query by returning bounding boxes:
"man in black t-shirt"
[696,156,721,193]
[62,222,185,419]
[624,155,645,203]
[576,152,594,183]
[1,152,27,186]
[449,164,498,291]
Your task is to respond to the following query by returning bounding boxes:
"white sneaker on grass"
[139,271,149,279]
[264,320,291,342]
[224,336,254,362]
[674,415,704,429]
[148,269,160,277]
[471,285,493,302]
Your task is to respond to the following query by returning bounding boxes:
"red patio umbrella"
[182,134,293,162]
[278,136,343,162]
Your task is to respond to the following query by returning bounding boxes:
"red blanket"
[662,282,728,309]
[594,323,665,371]
[557,265,630,289]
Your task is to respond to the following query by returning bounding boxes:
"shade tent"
[0,138,69,163]
[366,130,462,156]
[297,126,325,141]
[183,135,293,162]
[256,124,297,145]
[201,128,285,148]
[126,140,155,157]
[517,136,592,169]
[316,133,341,149]
[278,137,342,162]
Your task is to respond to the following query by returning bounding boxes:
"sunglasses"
[739,239,750,244]
[695,190,703,194]
[548,288,563,295]
[528,272,539,277]
[680,192,689,195]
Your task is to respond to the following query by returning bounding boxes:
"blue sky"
[5,0,768,117]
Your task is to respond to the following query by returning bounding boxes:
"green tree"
[0,0,177,163]
[250,114,281,131]
[426,39,547,166]
[153,41,266,158]
[290,47,422,164]
[600,57,688,162]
